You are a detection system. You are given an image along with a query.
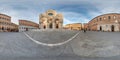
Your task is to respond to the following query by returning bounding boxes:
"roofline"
[65,23,82,25]
[19,20,38,24]
[0,13,11,18]
[89,13,120,23]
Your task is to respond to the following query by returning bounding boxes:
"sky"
[0,0,120,25]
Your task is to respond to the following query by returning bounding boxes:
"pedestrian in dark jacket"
[84,29,86,33]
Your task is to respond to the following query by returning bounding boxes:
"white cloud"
[0,4,40,24]
[1,0,120,25]
[63,18,73,25]
[62,11,90,24]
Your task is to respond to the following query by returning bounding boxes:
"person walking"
[83,29,86,33]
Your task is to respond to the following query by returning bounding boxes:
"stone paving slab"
[71,31,120,57]
[0,31,120,60]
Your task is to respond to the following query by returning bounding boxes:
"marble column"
[53,19,55,29]
[46,23,50,29]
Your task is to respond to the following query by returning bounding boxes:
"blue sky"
[0,0,120,25]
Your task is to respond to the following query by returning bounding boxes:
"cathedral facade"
[39,9,63,29]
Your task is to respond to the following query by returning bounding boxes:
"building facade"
[0,13,18,32]
[39,9,63,29]
[64,23,82,30]
[19,20,39,32]
[85,13,120,32]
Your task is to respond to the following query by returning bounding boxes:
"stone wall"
[85,13,120,32]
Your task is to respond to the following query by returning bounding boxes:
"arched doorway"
[26,28,28,31]
[100,26,102,31]
[111,25,115,32]
[56,24,59,29]
[2,27,4,31]
[43,25,46,29]
[49,23,52,29]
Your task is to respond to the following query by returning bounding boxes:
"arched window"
[104,17,106,20]
[108,16,111,20]
[113,16,116,19]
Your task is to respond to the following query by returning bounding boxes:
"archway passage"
[56,24,59,29]
[100,26,102,31]
[43,25,46,29]
[2,27,4,30]
[49,23,53,29]
[111,25,115,32]
[26,28,28,31]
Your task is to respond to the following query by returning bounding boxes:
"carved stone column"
[59,20,63,29]
[53,19,56,29]
[53,23,55,29]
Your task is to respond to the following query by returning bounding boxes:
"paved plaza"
[0,30,120,60]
